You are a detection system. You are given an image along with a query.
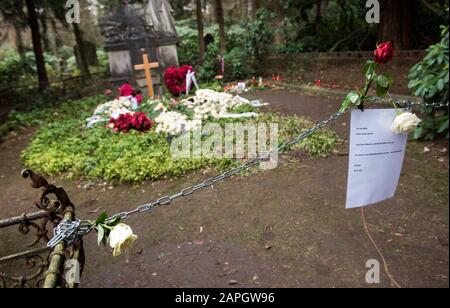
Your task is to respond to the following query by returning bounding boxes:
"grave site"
[0,0,448,292]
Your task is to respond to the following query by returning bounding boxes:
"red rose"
[119,83,134,97]
[374,42,395,64]
[135,95,143,105]
[164,65,194,96]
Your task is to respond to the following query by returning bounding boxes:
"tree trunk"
[196,0,206,64]
[214,0,226,55]
[247,0,256,21]
[72,22,91,78]
[273,0,284,45]
[13,23,25,55]
[25,0,49,91]
[39,14,49,51]
[378,0,414,50]
[315,0,323,32]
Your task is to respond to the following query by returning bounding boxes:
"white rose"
[391,112,421,135]
[109,224,138,257]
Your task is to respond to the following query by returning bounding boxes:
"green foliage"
[176,8,276,82]
[0,45,108,89]
[340,59,392,112]
[409,25,449,140]
[0,49,36,88]
[197,43,220,82]
[241,9,276,68]
[19,96,338,182]
[177,24,200,66]
[1,95,106,137]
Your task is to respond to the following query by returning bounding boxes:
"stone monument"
[100,0,180,94]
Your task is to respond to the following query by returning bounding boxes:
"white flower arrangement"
[93,96,135,118]
[155,111,202,135]
[86,96,139,128]
[182,89,255,121]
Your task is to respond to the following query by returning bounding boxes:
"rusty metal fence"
[0,170,84,288]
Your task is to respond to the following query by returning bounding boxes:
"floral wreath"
[164,65,194,96]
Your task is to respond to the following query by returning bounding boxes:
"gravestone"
[100,0,180,94]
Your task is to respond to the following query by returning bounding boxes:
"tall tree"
[247,0,256,20]
[0,1,28,55]
[272,0,284,45]
[378,0,414,50]
[213,0,226,55]
[25,0,49,90]
[72,23,91,77]
[196,0,205,63]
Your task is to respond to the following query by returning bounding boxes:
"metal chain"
[48,98,448,247]
[366,95,449,109]
[104,108,351,224]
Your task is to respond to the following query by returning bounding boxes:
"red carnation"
[119,83,134,97]
[374,42,395,64]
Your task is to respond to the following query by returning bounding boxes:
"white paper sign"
[346,109,407,209]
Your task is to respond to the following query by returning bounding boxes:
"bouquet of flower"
[87,83,144,128]
[109,112,154,133]
[154,111,202,135]
[182,89,250,120]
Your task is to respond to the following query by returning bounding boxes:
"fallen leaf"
[423,147,431,153]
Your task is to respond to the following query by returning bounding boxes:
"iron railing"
[0,170,84,288]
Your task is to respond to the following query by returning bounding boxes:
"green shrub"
[223,48,254,80]
[409,25,449,140]
[197,43,220,82]
[1,95,105,134]
[0,49,36,88]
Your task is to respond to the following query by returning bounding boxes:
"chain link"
[104,108,350,224]
[50,98,448,246]
[366,95,449,109]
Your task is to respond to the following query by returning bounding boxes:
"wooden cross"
[134,54,159,98]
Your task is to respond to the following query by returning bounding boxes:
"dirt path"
[0,89,448,288]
